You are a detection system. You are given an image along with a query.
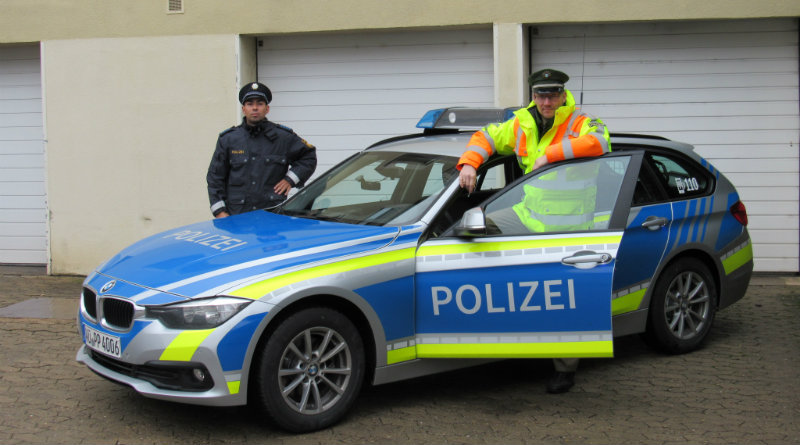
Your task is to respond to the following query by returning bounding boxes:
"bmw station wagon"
[77,108,753,432]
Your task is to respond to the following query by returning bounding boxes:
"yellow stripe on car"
[723,240,753,275]
[416,341,613,358]
[231,247,416,300]
[387,346,417,364]
[612,288,646,315]
[159,329,215,361]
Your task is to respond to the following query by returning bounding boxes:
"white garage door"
[0,44,47,265]
[257,28,494,173]
[531,19,799,272]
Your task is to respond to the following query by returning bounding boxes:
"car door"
[610,150,717,323]
[610,153,673,318]
[414,154,637,359]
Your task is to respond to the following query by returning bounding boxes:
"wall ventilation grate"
[168,0,183,13]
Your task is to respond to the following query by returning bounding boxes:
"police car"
[77,107,753,432]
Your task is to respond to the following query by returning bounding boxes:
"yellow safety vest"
[512,162,601,233]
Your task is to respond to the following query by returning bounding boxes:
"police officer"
[457,69,611,394]
[207,82,317,217]
[458,68,610,193]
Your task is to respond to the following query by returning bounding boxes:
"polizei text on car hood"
[93,210,401,299]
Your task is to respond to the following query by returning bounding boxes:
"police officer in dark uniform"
[207,82,317,217]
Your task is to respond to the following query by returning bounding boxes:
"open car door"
[414,154,637,359]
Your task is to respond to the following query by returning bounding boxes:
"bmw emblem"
[100,280,116,293]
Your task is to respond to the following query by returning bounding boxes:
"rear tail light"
[730,200,748,226]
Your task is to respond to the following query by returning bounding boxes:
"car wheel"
[252,307,365,433]
[644,258,717,354]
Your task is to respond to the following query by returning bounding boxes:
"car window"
[647,153,711,200]
[314,158,401,207]
[632,167,663,206]
[427,156,520,237]
[282,151,458,226]
[482,156,631,235]
[478,161,510,192]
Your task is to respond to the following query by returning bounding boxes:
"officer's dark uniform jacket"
[207,118,317,216]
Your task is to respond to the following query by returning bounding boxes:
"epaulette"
[274,122,314,148]
[274,123,296,134]
[219,126,236,137]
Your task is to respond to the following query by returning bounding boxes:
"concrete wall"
[43,34,250,273]
[2,0,798,42]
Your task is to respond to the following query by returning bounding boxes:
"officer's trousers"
[553,358,580,372]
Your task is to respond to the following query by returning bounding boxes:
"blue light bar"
[416,109,445,129]
[415,107,523,130]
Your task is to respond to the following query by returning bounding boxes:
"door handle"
[562,250,612,269]
[642,216,668,231]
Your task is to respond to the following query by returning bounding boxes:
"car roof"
[367,130,702,163]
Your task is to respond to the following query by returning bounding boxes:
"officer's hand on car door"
[459,165,477,194]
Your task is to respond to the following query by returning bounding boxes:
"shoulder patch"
[275,123,296,134]
[219,126,236,137]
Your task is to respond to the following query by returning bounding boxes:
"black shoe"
[546,371,575,394]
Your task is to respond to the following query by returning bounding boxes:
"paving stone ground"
[0,269,798,444]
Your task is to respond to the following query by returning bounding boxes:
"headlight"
[146,297,252,329]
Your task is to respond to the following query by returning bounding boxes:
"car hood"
[95,210,400,298]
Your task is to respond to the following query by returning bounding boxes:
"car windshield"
[281,150,459,226]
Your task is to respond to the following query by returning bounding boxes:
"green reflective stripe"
[387,346,417,364]
[227,381,240,394]
[723,241,753,275]
[230,247,416,300]
[159,329,215,361]
[418,234,622,257]
[593,212,611,229]
[526,208,595,226]
[593,212,610,222]
[612,288,646,315]
[416,341,613,358]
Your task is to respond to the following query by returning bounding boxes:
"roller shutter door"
[531,19,799,272]
[0,44,46,265]
[257,28,494,173]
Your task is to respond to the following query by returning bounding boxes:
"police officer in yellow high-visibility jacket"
[458,69,610,191]
[456,69,611,395]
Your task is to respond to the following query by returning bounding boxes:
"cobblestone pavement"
[0,268,798,444]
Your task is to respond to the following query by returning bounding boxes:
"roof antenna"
[579,33,587,107]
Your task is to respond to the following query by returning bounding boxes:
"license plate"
[84,324,122,358]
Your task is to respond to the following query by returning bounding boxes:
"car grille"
[82,287,97,319]
[103,298,134,329]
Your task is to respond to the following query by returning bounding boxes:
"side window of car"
[482,156,630,235]
[427,156,517,238]
[632,167,664,206]
[478,162,510,192]
[647,153,711,200]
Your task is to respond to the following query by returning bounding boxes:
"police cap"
[239,82,272,104]
[528,69,569,93]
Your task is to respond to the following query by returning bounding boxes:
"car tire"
[252,307,365,433]
[644,258,717,354]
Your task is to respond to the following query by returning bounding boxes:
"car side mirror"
[455,207,487,237]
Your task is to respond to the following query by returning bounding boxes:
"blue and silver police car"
[77,108,753,432]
